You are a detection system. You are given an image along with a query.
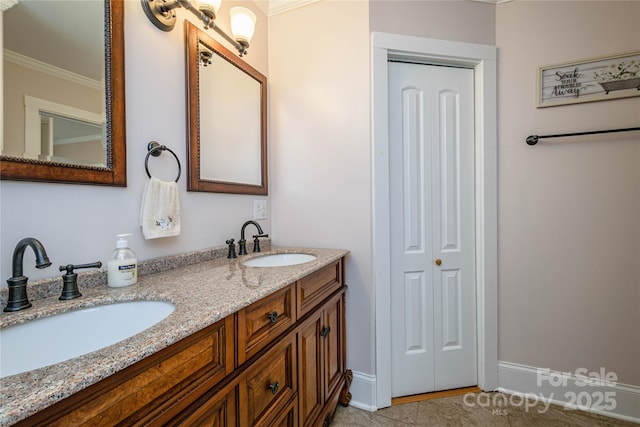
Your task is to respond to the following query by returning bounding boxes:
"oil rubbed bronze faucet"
[238,220,269,255]
[4,237,52,312]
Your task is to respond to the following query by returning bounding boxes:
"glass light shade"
[198,0,221,19]
[229,7,256,45]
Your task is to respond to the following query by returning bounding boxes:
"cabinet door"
[265,397,298,427]
[170,381,238,426]
[298,311,323,427]
[241,333,297,426]
[323,292,344,400]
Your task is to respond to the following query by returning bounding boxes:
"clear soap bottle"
[107,234,138,287]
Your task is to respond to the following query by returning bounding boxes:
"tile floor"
[331,393,638,426]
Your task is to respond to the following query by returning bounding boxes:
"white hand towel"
[140,176,181,240]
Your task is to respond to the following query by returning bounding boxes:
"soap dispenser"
[107,234,138,287]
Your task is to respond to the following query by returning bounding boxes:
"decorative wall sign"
[538,51,640,107]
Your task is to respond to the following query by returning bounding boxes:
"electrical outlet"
[253,200,267,219]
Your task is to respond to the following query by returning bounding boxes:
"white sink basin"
[243,253,316,267]
[0,300,174,378]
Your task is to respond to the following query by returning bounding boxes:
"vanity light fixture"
[141,0,256,56]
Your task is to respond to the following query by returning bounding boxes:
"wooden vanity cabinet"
[174,259,350,427]
[19,258,350,427]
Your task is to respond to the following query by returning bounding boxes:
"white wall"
[497,1,640,386]
[0,0,269,281]
[268,1,372,374]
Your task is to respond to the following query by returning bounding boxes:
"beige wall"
[370,0,496,45]
[0,0,269,281]
[268,0,373,374]
[497,1,640,385]
[54,140,105,165]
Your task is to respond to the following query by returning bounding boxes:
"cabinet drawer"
[297,260,342,318]
[241,333,297,426]
[237,284,295,364]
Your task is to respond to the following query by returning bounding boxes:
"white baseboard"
[349,371,377,411]
[498,361,640,424]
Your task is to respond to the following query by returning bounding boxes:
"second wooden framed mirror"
[185,21,267,195]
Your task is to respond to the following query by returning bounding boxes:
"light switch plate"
[253,200,267,219]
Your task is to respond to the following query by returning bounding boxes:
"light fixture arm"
[141,0,248,56]
[208,20,248,57]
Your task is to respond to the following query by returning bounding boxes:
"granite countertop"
[0,246,349,426]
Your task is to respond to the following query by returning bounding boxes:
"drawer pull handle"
[321,326,331,338]
[267,311,278,323]
[269,381,280,395]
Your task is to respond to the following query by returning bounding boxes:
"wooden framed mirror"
[185,21,267,195]
[1,0,126,186]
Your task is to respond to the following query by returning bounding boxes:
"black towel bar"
[145,141,181,182]
[526,127,640,145]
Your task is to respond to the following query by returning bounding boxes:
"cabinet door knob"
[321,326,331,338]
[267,311,278,323]
[269,381,280,395]
[435,259,442,266]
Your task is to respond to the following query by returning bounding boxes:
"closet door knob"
[435,259,442,266]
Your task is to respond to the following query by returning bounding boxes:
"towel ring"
[145,141,181,182]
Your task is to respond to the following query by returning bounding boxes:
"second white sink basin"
[0,300,175,378]
[243,253,316,267]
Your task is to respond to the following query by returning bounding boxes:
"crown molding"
[3,49,103,91]
[470,0,514,3]
[0,0,18,12]
[254,0,320,17]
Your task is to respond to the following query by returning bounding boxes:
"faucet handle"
[226,239,237,259]
[59,261,102,275]
[252,234,269,253]
[58,261,102,301]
